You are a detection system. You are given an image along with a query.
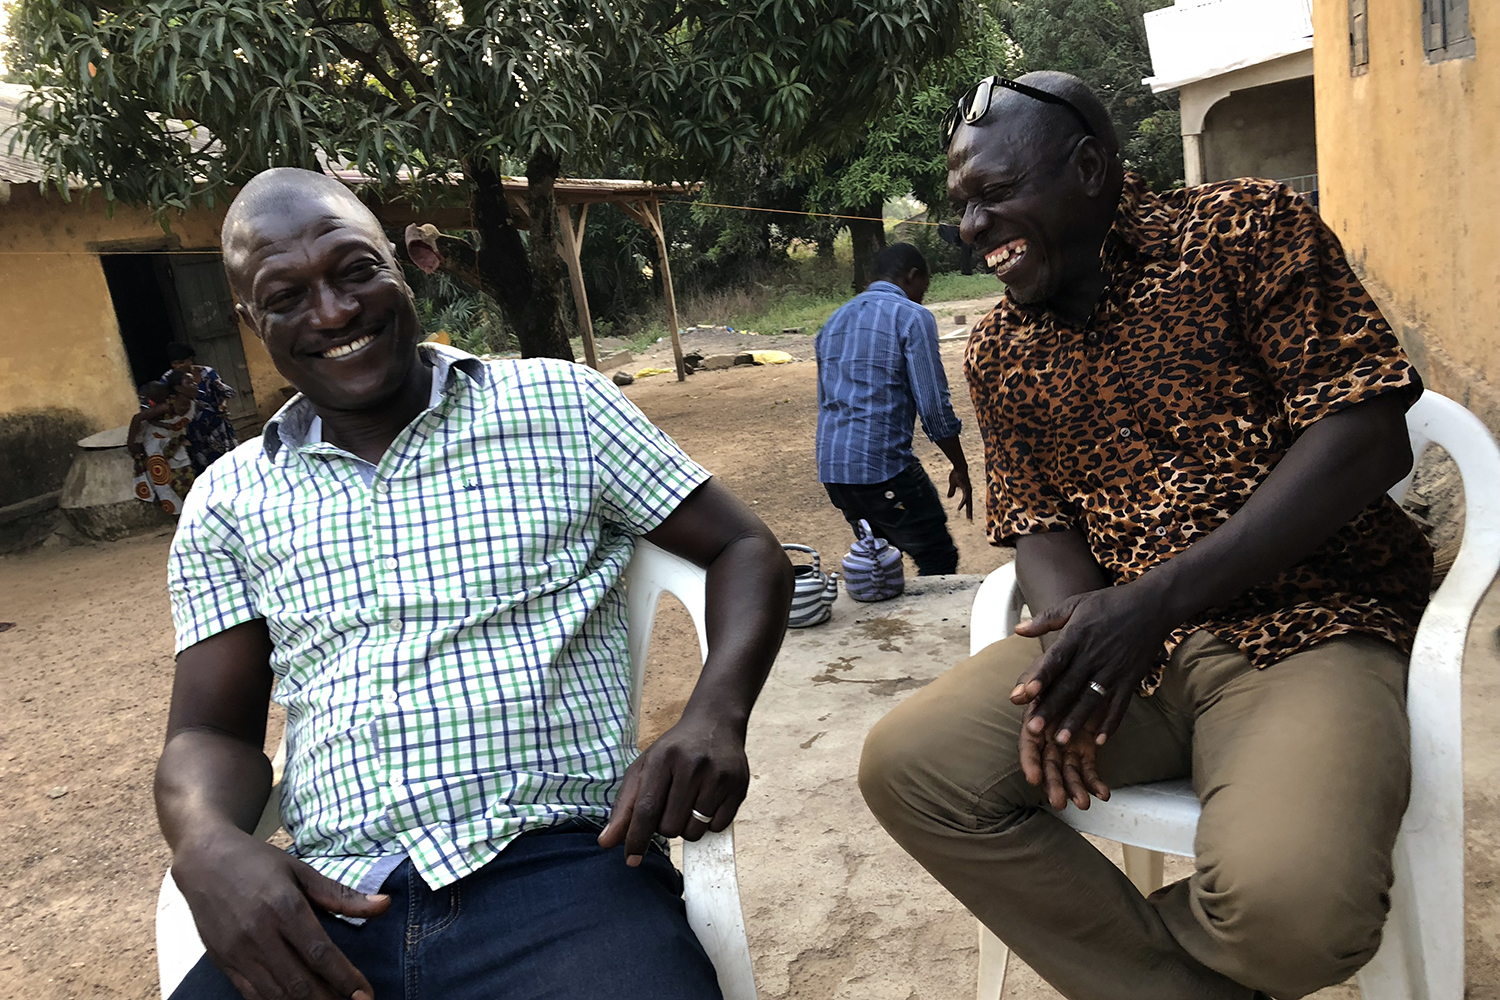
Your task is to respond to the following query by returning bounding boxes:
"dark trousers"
[170,820,723,1000]
[824,463,959,575]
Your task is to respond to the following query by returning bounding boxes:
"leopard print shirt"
[966,174,1433,689]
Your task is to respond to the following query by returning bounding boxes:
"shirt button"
[374,481,390,495]
[387,618,403,632]
[385,556,399,571]
[1119,426,1133,439]
[1156,526,1168,536]
[1086,332,1101,345]
[388,777,404,792]
[884,491,896,499]
[382,689,399,705]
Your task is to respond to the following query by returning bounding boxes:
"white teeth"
[986,240,1027,274]
[320,334,375,359]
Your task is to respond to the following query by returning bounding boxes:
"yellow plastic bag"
[635,367,675,378]
[750,350,794,365]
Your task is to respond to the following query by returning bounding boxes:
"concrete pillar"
[1182,132,1205,186]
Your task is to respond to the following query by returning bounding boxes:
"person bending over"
[816,242,973,575]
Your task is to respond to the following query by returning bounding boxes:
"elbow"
[1382,435,1415,491]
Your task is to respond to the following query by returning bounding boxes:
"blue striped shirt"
[815,280,962,485]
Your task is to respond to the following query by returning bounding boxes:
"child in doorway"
[161,341,239,472]
[128,370,199,517]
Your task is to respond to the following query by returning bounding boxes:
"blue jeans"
[824,463,959,575]
[170,820,723,1000]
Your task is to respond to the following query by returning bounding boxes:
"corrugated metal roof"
[1142,0,1314,93]
[0,82,52,184]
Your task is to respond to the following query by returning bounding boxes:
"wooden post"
[622,198,686,381]
[555,203,598,370]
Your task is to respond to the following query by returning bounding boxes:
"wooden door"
[161,253,260,434]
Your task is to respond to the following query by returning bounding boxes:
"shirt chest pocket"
[428,468,585,601]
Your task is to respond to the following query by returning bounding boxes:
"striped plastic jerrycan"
[783,544,838,628]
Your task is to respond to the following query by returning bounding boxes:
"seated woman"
[162,341,239,472]
[128,369,200,517]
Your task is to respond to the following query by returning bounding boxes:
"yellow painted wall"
[1313,0,1500,430]
[0,185,289,436]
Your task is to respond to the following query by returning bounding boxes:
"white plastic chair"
[156,539,759,1000]
[968,390,1500,1000]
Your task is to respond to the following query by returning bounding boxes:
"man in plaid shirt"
[157,168,793,1000]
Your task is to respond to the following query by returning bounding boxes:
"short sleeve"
[965,317,1079,547]
[575,365,712,534]
[167,465,260,653]
[1238,186,1421,432]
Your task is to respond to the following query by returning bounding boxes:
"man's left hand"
[949,465,974,520]
[1010,581,1172,746]
[597,709,749,866]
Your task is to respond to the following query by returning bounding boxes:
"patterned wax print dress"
[158,365,239,472]
[133,402,199,516]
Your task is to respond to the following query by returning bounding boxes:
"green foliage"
[627,254,1000,347]
[925,270,1002,304]
[409,267,516,356]
[805,11,1016,215]
[10,0,973,211]
[997,0,1184,190]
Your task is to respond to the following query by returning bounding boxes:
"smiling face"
[225,182,422,414]
[947,107,1119,309]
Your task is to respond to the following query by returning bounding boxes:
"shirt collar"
[865,280,910,299]
[997,172,1170,325]
[1104,171,1174,262]
[263,342,487,461]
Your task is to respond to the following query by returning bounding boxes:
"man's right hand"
[172,826,389,1000]
[948,464,974,520]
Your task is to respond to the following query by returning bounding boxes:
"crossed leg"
[859,629,1409,1000]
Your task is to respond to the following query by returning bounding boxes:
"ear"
[1074,137,1112,199]
[234,302,264,342]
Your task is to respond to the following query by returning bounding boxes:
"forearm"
[1140,394,1413,625]
[1016,529,1109,613]
[934,434,967,472]
[681,531,793,733]
[155,728,274,852]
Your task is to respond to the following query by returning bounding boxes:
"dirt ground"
[3,320,1496,999]
[0,330,1000,1000]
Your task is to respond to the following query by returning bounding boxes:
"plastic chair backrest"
[622,540,761,1000]
[1375,391,1500,1000]
[624,539,711,715]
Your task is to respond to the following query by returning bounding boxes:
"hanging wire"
[0,195,945,254]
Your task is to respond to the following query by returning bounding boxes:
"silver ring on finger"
[690,808,714,824]
[1088,680,1108,697]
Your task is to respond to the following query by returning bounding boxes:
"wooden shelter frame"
[368,176,700,382]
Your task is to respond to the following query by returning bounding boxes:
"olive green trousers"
[859,629,1410,1000]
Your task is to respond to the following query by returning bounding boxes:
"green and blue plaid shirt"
[168,345,710,891]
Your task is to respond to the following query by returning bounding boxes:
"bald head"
[973,71,1119,160]
[222,168,386,295]
[221,166,424,416]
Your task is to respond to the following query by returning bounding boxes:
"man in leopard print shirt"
[860,71,1433,1000]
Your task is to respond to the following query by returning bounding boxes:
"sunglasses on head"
[941,76,1097,151]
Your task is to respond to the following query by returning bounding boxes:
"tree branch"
[307,0,417,108]
[363,0,432,97]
